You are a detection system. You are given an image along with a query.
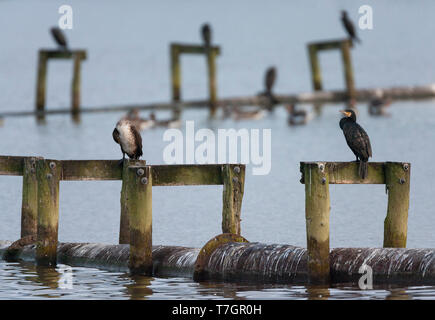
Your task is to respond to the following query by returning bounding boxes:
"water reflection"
[123,274,153,300]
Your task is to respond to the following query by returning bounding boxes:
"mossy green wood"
[303,162,330,284]
[308,45,322,91]
[126,165,152,275]
[152,164,223,186]
[120,159,147,244]
[36,51,48,123]
[384,162,410,248]
[206,48,218,117]
[0,156,25,175]
[71,53,82,123]
[340,40,356,102]
[21,157,41,238]
[62,160,125,181]
[36,159,62,266]
[222,164,245,235]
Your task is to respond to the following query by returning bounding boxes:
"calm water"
[1,0,435,299]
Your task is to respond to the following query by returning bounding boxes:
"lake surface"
[1,0,435,299]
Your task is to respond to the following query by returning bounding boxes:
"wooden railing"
[300,161,410,284]
[0,156,245,274]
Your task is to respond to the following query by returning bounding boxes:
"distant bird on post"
[339,109,372,179]
[341,10,361,44]
[113,119,143,165]
[260,66,278,111]
[50,27,68,50]
[201,23,212,48]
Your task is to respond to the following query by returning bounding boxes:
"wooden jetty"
[0,155,245,274]
[2,156,434,287]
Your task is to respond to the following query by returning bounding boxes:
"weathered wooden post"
[170,44,182,120]
[126,165,153,275]
[384,162,410,248]
[302,162,330,284]
[71,52,83,123]
[21,157,41,238]
[36,159,62,266]
[206,48,218,117]
[340,40,356,104]
[308,45,322,91]
[35,51,48,123]
[222,164,245,235]
[120,159,146,244]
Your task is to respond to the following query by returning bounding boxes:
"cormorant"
[50,27,68,50]
[113,119,143,164]
[341,10,361,44]
[201,23,212,48]
[339,109,372,179]
[259,66,278,111]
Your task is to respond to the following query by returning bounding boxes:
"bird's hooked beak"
[340,110,352,117]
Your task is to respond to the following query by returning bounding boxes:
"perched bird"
[339,109,372,179]
[341,10,361,44]
[50,27,68,50]
[201,23,212,48]
[286,104,313,126]
[113,119,143,165]
[368,97,392,116]
[259,67,278,111]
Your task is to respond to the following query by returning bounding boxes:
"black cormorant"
[201,24,211,48]
[50,27,68,50]
[113,119,143,164]
[341,10,361,44]
[339,109,372,179]
[286,104,313,126]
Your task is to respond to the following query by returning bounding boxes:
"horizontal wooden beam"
[308,38,352,51]
[39,49,87,60]
[0,156,25,175]
[300,162,388,184]
[171,43,220,55]
[152,164,224,186]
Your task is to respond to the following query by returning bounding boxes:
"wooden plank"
[0,156,25,175]
[308,38,351,51]
[41,49,87,59]
[222,164,245,234]
[62,160,132,180]
[21,157,41,238]
[152,164,223,186]
[301,162,386,184]
[172,43,220,55]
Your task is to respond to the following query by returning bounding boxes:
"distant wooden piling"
[35,49,87,124]
[300,161,412,283]
[36,159,61,266]
[170,43,220,118]
[307,39,355,105]
[384,162,411,248]
[21,157,40,238]
[222,164,245,235]
[302,162,330,284]
[126,165,153,275]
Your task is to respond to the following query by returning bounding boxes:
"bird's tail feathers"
[359,160,368,179]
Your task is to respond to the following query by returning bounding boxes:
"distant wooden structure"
[300,161,410,284]
[35,49,87,123]
[170,43,220,118]
[0,156,245,275]
[307,39,355,106]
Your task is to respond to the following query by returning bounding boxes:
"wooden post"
[126,165,152,275]
[303,162,330,284]
[36,159,61,266]
[222,164,245,235]
[308,45,322,91]
[21,157,40,238]
[340,40,356,104]
[206,48,218,117]
[36,51,48,123]
[71,52,82,123]
[384,162,410,248]
[170,44,181,119]
[120,159,146,244]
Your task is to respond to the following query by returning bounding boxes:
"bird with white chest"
[113,119,143,165]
